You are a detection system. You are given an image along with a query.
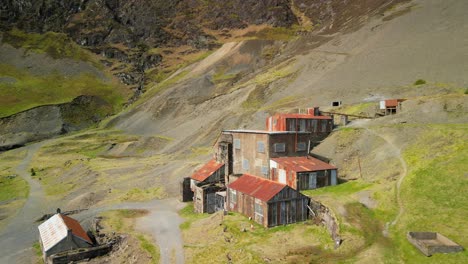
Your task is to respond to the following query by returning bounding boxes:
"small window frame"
[234,138,241,149]
[274,143,286,153]
[257,141,265,153]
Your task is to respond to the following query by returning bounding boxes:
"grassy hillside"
[0,65,125,117]
[0,29,128,118]
[392,124,467,263]
[2,28,94,62]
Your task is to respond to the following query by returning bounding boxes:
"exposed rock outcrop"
[0,95,113,151]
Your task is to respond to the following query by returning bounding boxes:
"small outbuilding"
[227,174,310,227]
[270,156,338,191]
[379,99,405,115]
[188,159,226,213]
[38,213,93,262]
[190,159,225,191]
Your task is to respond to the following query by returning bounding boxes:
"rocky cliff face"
[0,0,295,48]
[0,95,112,151]
[0,0,297,102]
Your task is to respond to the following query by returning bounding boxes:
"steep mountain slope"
[0,0,467,263]
[111,0,467,150]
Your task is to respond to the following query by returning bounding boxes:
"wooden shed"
[193,183,225,213]
[378,99,406,115]
[190,159,225,191]
[270,156,338,191]
[38,213,93,262]
[227,174,310,227]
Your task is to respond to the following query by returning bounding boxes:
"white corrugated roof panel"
[38,214,68,252]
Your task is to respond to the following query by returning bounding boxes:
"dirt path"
[352,120,408,235]
[0,140,186,264]
[0,142,57,263]
[72,199,186,264]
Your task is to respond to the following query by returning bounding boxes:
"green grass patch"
[101,210,159,263]
[336,102,375,116]
[179,203,211,230]
[251,64,296,86]
[413,79,426,85]
[2,28,95,62]
[246,26,298,41]
[0,64,125,117]
[241,62,297,109]
[120,187,166,202]
[259,95,299,111]
[0,174,29,202]
[183,208,336,263]
[100,209,148,232]
[303,181,372,198]
[392,124,468,263]
[212,70,237,84]
[137,234,160,264]
[32,241,44,264]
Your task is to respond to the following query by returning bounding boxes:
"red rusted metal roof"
[61,214,93,244]
[228,174,286,202]
[38,214,92,252]
[274,113,332,120]
[191,159,224,182]
[385,99,399,107]
[271,156,337,172]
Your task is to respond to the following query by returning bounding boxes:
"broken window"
[257,141,265,153]
[274,143,286,152]
[321,120,327,133]
[229,189,237,209]
[297,142,307,151]
[299,119,306,132]
[234,139,241,149]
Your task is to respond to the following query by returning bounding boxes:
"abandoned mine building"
[216,127,336,185]
[227,174,310,227]
[181,107,339,226]
[270,156,338,191]
[38,213,93,262]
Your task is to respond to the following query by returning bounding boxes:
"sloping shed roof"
[271,156,337,172]
[191,159,224,182]
[273,113,332,120]
[38,214,92,252]
[385,99,399,107]
[228,174,286,202]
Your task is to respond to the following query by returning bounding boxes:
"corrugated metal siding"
[228,179,309,227]
[266,113,333,133]
[231,133,270,178]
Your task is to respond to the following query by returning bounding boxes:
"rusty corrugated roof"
[223,130,311,134]
[38,214,92,252]
[274,113,332,120]
[385,99,399,107]
[228,174,286,202]
[60,214,92,244]
[191,159,224,182]
[271,156,337,172]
